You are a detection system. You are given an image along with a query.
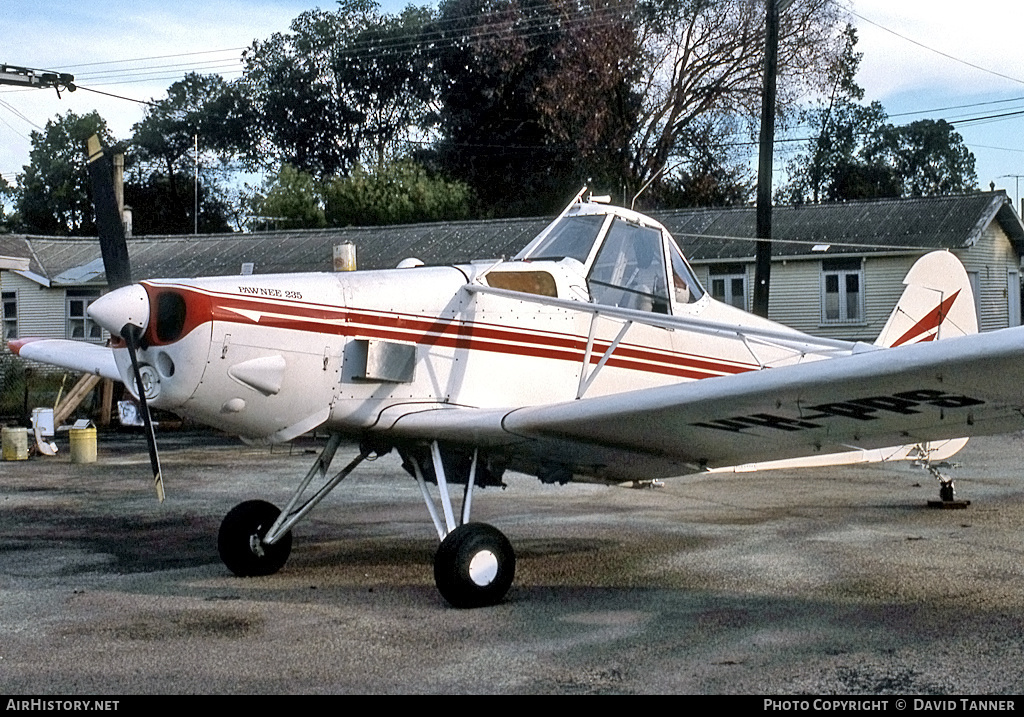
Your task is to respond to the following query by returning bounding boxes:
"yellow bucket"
[2,426,29,460]
[70,426,97,464]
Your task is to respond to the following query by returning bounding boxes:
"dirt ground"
[3,429,1024,694]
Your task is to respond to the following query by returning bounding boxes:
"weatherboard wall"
[956,223,1019,332]
[3,273,65,341]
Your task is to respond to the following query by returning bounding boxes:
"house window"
[709,265,747,310]
[66,289,103,341]
[821,258,863,324]
[2,291,16,341]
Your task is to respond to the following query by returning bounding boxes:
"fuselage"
[110,203,848,446]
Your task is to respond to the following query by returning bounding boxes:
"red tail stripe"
[891,290,960,347]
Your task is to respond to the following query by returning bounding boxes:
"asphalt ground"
[3,429,1024,695]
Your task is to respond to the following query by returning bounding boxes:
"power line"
[888,95,1024,120]
[852,10,1024,88]
[74,85,160,107]
[48,47,250,71]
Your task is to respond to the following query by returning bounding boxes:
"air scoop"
[88,284,150,339]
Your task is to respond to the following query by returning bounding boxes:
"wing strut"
[577,316,633,399]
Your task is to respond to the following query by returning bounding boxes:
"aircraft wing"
[9,338,121,382]
[388,326,1024,481]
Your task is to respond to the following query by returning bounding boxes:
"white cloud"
[852,0,1024,100]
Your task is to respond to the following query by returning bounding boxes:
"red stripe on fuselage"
[158,283,759,380]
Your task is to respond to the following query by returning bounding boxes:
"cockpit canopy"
[514,203,704,314]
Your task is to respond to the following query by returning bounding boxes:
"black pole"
[753,0,780,318]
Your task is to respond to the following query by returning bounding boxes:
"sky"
[2,0,1024,209]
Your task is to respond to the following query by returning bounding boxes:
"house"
[656,192,1024,341]
[2,192,1022,352]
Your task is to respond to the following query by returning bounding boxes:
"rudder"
[874,251,978,347]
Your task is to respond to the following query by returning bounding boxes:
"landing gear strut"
[216,435,515,607]
[925,462,970,509]
[218,434,370,577]
[409,441,515,608]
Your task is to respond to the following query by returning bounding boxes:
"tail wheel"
[434,523,515,608]
[218,500,292,577]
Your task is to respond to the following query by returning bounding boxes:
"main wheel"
[434,523,515,608]
[218,500,292,577]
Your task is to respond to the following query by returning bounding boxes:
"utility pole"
[999,174,1024,214]
[194,133,199,235]
[753,0,793,318]
[0,64,75,95]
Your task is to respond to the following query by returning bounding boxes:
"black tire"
[434,523,515,608]
[218,500,292,577]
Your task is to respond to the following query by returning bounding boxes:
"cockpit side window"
[523,214,607,263]
[668,241,704,304]
[587,219,671,314]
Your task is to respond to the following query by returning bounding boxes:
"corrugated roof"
[4,193,1021,284]
[656,192,1024,261]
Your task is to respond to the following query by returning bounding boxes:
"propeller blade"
[123,325,164,502]
[86,135,163,501]
[86,135,131,290]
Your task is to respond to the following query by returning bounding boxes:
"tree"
[425,0,848,214]
[125,173,232,235]
[783,28,977,202]
[128,73,240,234]
[863,119,977,197]
[628,0,848,202]
[16,111,115,235]
[249,164,326,230]
[782,25,889,203]
[0,174,14,231]
[643,117,755,207]
[323,159,473,226]
[424,0,644,216]
[233,0,436,179]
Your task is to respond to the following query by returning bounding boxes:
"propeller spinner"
[86,135,164,502]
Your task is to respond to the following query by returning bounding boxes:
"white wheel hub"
[468,549,499,586]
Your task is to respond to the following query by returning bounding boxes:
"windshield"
[587,219,671,314]
[523,214,607,262]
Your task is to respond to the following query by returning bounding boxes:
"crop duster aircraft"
[11,140,1024,607]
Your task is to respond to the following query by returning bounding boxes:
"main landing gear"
[216,435,515,608]
[407,441,515,608]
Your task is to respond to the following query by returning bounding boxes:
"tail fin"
[874,251,978,347]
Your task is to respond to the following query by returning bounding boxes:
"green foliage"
[128,73,239,234]
[233,0,436,178]
[15,111,115,235]
[863,120,978,197]
[323,160,473,226]
[630,0,847,206]
[125,173,232,235]
[250,164,327,230]
[426,0,643,216]
[784,28,977,202]
[783,26,889,203]
[0,355,73,423]
[8,0,984,234]
[0,174,14,231]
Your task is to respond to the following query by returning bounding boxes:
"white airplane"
[11,141,1024,608]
